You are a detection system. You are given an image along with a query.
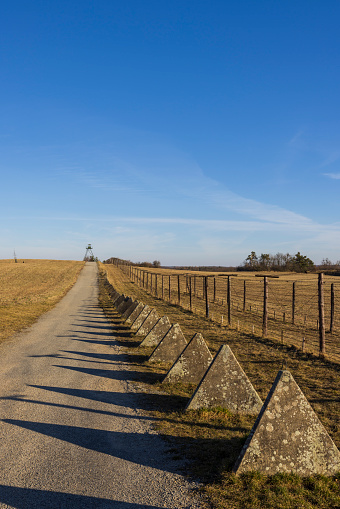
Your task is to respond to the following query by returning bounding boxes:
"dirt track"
[0,262,201,508]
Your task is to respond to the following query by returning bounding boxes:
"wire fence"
[108,259,340,364]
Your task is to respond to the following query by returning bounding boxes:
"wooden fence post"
[213,277,216,302]
[330,283,335,333]
[150,273,153,294]
[155,274,158,297]
[227,276,231,325]
[318,272,326,357]
[243,279,246,312]
[177,275,181,305]
[169,275,171,301]
[292,281,296,325]
[205,276,209,318]
[263,276,268,337]
[189,276,192,311]
[162,275,164,300]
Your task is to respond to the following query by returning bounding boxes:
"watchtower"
[83,244,95,261]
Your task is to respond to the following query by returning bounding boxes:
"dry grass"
[0,259,84,342]
[99,263,340,509]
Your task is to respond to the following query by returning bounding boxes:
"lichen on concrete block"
[149,324,187,363]
[139,316,171,347]
[186,344,263,413]
[130,305,151,331]
[233,369,340,476]
[125,303,145,325]
[135,309,160,336]
[163,333,213,384]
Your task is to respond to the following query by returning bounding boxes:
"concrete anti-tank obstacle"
[148,324,187,363]
[163,333,213,384]
[186,344,263,414]
[109,288,119,301]
[117,297,132,314]
[111,292,122,305]
[114,295,125,308]
[130,306,151,331]
[125,303,145,325]
[121,300,139,321]
[139,316,172,347]
[135,309,160,336]
[233,369,340,476]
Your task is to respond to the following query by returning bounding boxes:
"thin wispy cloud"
[323,173,340,180]
[288,130,304,146]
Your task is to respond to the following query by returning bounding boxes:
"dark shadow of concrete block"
[121,301,139,321]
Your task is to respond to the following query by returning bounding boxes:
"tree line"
[239,251,340,273]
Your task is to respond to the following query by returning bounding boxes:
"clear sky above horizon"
[1,1,340,265]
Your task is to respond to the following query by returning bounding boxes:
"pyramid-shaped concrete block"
[109,288,119,300]
[135,309,160,336]
[125,302,145,325]
[117,297,132,314]
[130,305,151,331]
[111,292,122,305]
[114,294,125,308]
[139,316,172,347]
[149,324,187,363]
[233,370,340,476]
[163,333,213,384]
[121,300,139,321]
[186,344,263,413]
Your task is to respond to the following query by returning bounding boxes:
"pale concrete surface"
[233,370,340,475]
[0,263,202,508]
[163,333,213,385]
[149,325,187,364]
[186,344,263,413]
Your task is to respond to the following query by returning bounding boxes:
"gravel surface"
[0,263,203,508]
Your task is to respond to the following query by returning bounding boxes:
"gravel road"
[0,263,203,508]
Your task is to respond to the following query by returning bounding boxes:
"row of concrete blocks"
[107,284,340,477]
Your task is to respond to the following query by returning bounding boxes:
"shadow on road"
[0,485,166,509]
[26,384,187,411]
[52,364,162,384]
[1,419,183,474]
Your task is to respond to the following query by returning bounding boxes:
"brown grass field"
[99,262,340,509]
[120,266,340,363]
[0,259,84,343]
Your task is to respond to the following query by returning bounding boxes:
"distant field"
[0,259,84,342]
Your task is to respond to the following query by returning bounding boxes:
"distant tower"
[83,244,95,261]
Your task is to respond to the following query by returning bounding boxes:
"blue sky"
[1,1,340,265]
